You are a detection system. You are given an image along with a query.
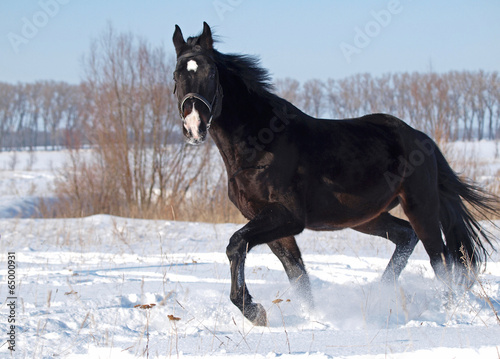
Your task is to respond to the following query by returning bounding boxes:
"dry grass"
[134,303,156,358]
[459,245,500,325]
[45,144,245,223]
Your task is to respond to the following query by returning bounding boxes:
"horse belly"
[305,182,397,230]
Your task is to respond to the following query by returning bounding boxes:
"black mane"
[186,30,274,96]
[212,51,274,95]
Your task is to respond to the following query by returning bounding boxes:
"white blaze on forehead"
[184,103,201,140]
[187,60,198,72]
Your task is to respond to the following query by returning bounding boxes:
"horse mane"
[185,31,291,120]
[185,30,275,96]
[212,51,275,95]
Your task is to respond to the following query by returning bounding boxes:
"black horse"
[173,22,497,326]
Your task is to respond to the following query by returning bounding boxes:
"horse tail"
[434,145,498,280]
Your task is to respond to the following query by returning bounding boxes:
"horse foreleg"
[227,235,267,325]
[268,236,314,311]
[226,203,304,326]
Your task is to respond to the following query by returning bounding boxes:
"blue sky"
[1,0,499,84]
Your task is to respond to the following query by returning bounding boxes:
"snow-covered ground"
[0,144,499,358]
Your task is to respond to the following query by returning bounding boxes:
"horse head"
[173,22,222,145]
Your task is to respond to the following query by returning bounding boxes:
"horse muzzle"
[181,100,209,145]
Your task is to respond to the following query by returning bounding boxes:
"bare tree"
[275,77,302,106]
[0,83,16,148]
[54,25,223,220]
[302,79,325,118]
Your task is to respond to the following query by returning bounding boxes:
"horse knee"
[226,232,247,260]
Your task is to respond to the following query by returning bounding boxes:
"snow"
[0,145,499,358]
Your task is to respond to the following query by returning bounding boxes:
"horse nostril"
[183,101,194,118]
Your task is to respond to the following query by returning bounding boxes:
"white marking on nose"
[184,103,201,139]
[187,60,198,72]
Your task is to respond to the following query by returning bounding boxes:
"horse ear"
[173,24,186,56]
[199,22,213,50]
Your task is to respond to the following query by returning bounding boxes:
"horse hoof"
[248,303,267,326]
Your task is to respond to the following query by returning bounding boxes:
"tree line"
[276,71,500,142]
[0,80,84,150]
[1,70,499,151]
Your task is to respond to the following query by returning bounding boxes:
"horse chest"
[228,173,275,220]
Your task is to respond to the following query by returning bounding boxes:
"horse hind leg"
[353,212,419,283]
[268,236,314,311]
[399,180,452,283]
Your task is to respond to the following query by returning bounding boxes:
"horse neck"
[208,77,273,172]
